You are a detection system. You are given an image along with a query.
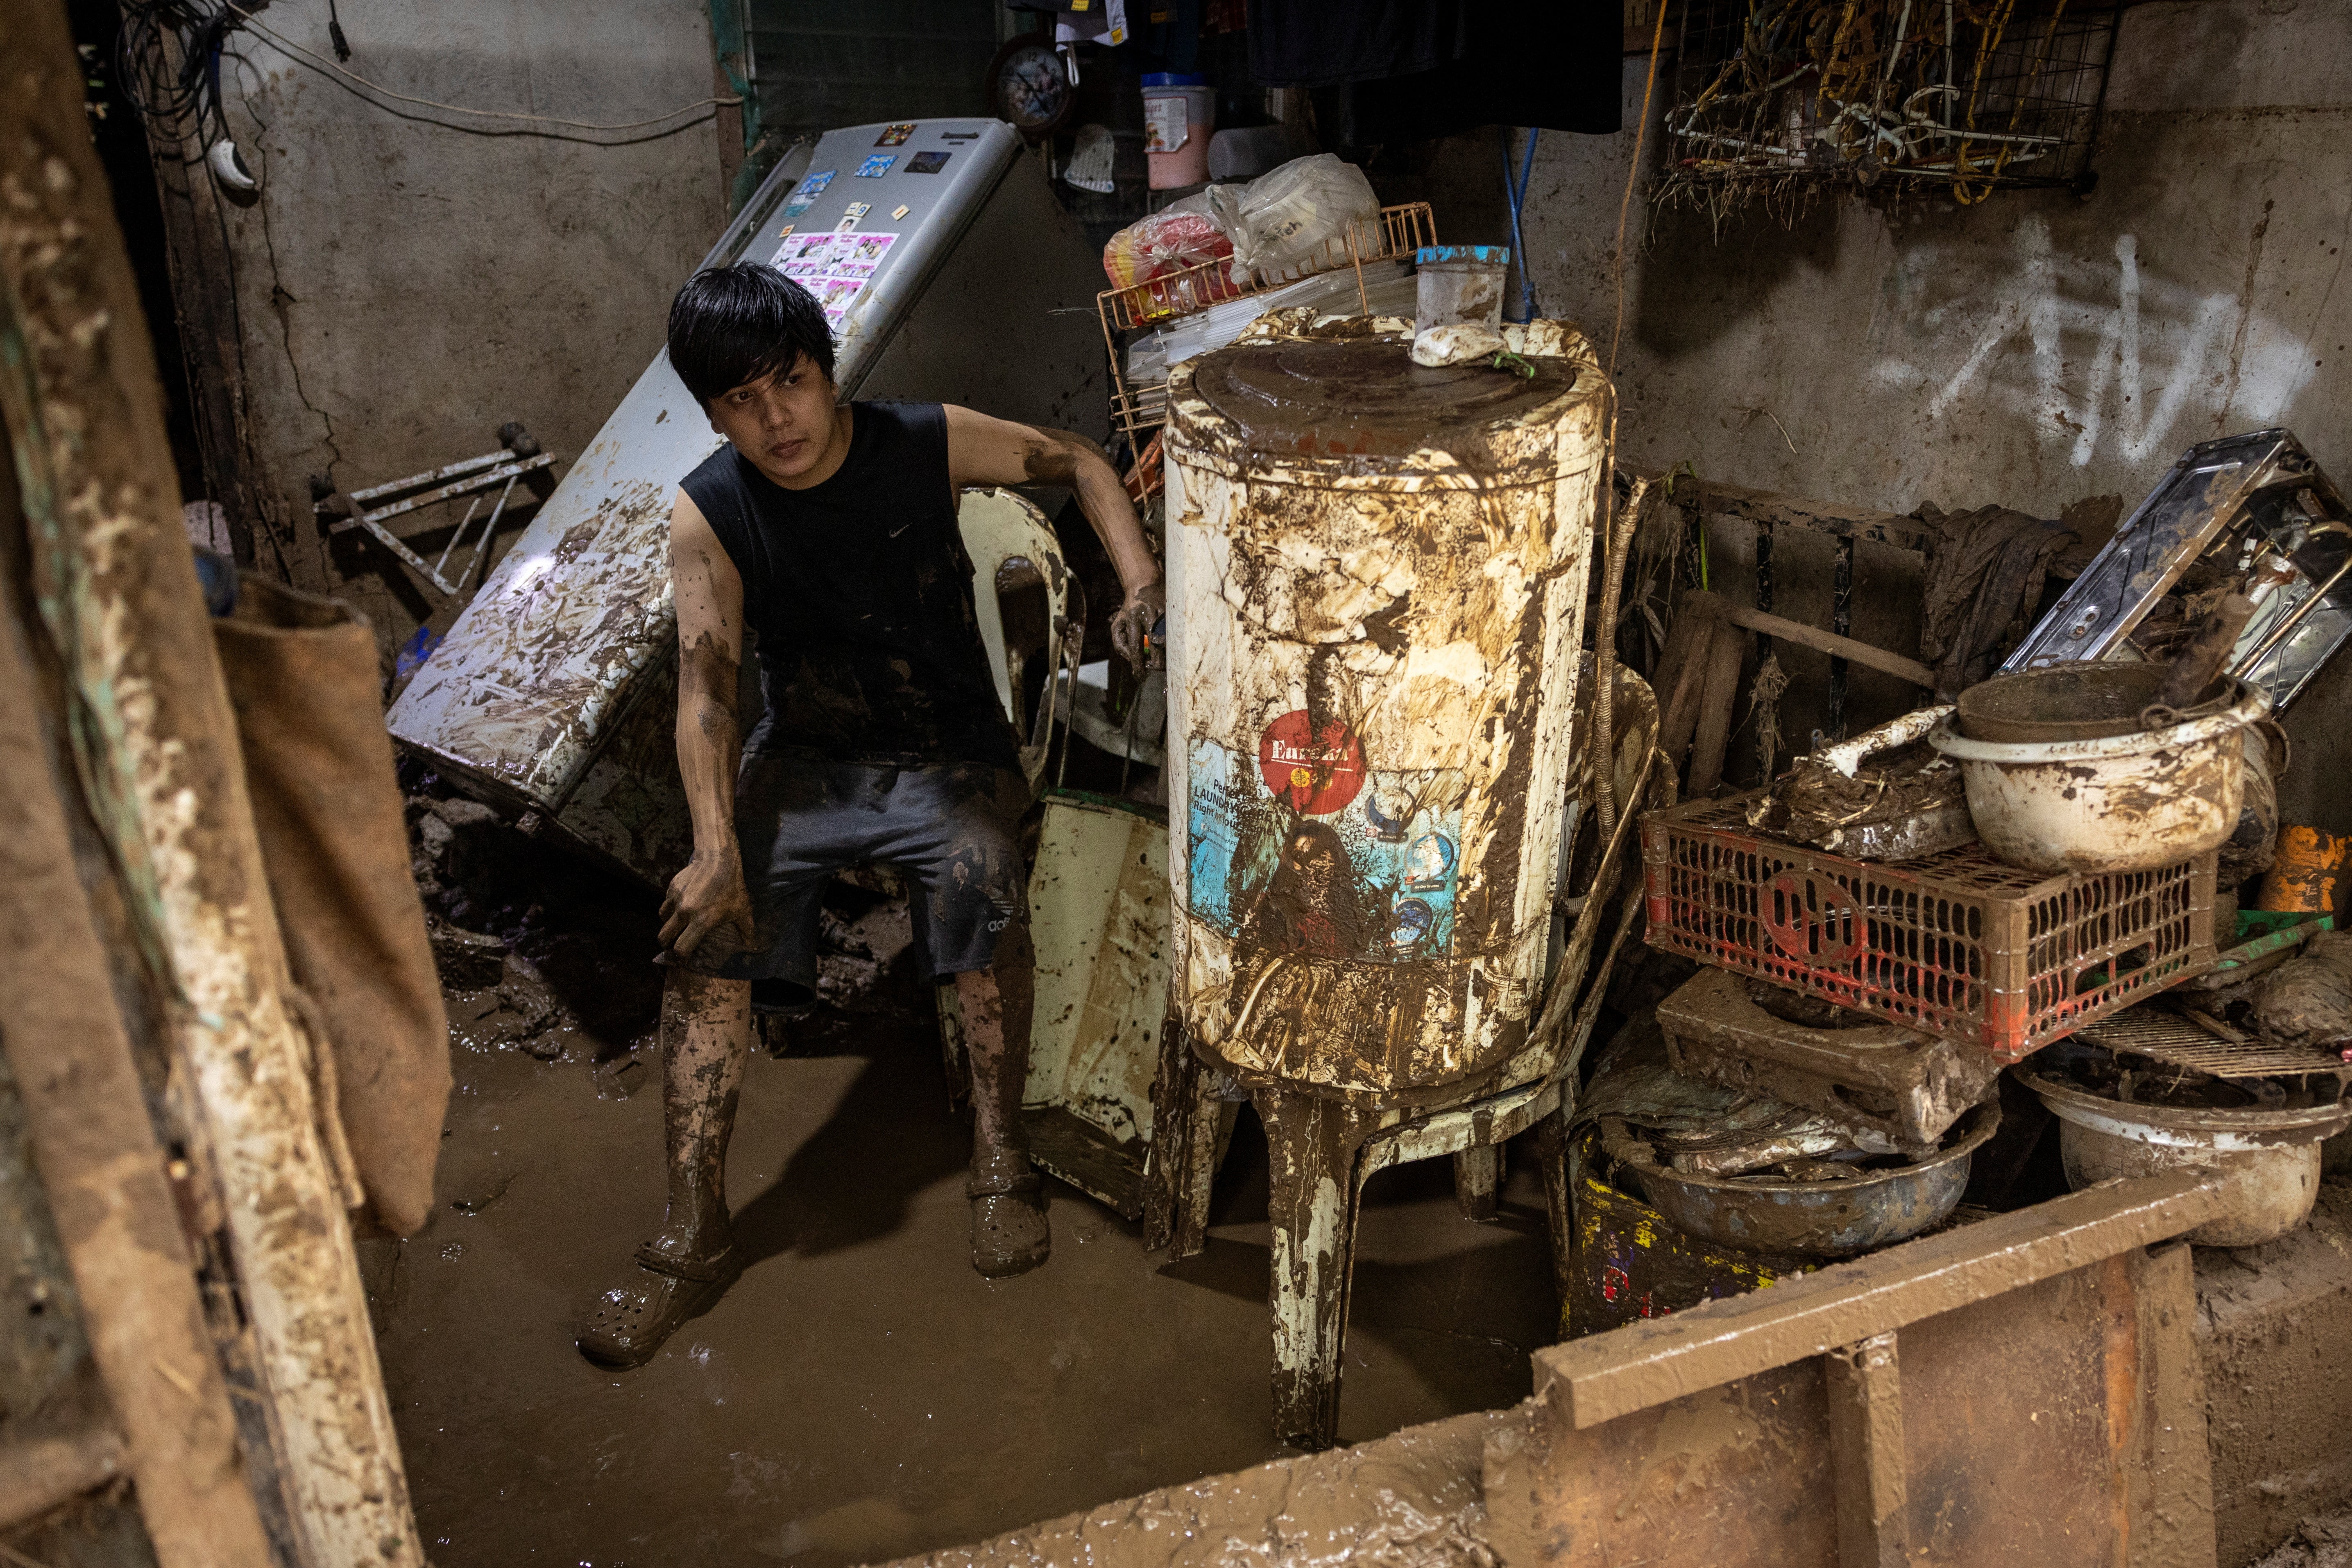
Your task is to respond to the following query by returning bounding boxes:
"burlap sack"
[213,576,450,1235]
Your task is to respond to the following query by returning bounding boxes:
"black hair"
[665,263,835,406]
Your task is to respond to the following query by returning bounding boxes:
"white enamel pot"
[1925,677,2270,875]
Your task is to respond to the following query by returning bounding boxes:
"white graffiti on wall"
[1871,215,2316,467]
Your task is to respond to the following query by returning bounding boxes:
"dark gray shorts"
[662,752,1030,1010]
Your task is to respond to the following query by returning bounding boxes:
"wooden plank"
[1532,1170,2227,1430]
[1685,619,1747,795]
[1698,480,1937,554]
[1824,1332,1908,1568]
[1718,600,1938,689]
[1652,598,1723,768]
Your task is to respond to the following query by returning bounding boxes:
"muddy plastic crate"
[1641,793,2216,1060]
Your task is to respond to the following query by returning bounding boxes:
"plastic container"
[1414,245,1510,333]
[2255,825,2347,913]
[1142,74,1214,189]
[1640,791,2219,1059]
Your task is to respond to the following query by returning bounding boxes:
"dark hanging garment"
[1248,0,1464,89]
[1269,0,1624,138]
[681,401,1020,771]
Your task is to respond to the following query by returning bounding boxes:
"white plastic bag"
[1206,153,1380,286]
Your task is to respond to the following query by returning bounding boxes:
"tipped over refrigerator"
[386,118,1107,885]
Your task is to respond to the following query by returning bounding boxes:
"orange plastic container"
[2254,825,2347,914]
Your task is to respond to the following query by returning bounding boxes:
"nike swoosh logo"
[888,523,912,538]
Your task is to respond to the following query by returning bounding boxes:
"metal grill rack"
[1659,0,2123,217]
[2075,1005,2351,1082]
[1098,202,1436,442]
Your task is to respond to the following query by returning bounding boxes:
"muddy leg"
[1258,1089,1380,1450]
[955,924,1048,1278]
[1533,1107,1575,1341]
[650,968,752,1261]
[1454,1144,1502,1223]
[576,968,750,1368]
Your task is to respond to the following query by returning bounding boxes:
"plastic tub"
[1142,74,1214,189]
[1414,245,1509,333]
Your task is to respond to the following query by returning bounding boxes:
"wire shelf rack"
[1658,0,2122,217]
[1099,202,1437,442]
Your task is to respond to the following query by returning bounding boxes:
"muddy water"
[361,905,1558,1566]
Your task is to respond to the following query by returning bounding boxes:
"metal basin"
[1927,674,2268,875]
[1624,1100,1999,1258]
[2019,1065,2352,1246]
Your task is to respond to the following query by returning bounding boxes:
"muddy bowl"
[2017,1066,2352,1246]
[1926,674,2268,875]
[1625,1100,1998,1258]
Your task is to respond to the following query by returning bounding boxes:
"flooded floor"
[360,924,1559,1567]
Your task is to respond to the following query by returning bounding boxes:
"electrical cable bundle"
[113,0,240,146]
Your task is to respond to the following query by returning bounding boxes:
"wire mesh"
[1099,203,1436,442]
[1658,0,2121,218]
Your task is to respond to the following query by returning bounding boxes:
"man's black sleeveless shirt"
[680,401,1018,770]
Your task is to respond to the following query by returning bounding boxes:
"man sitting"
[579,264,1161,1366]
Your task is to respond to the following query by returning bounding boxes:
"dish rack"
[1098,202,1437,442]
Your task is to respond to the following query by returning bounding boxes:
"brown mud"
[367,791,1560,1565]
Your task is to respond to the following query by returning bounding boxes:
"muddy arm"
[661,489,754,956]
[943,405,1163,665]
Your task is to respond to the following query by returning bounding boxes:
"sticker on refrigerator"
[906,150,952,174]
[875,123,916,146]
[779,233,838,268]
[781,200,813,220]
[838,232,896,269]
[1186,725,1465,964]
[890,204,911,220]
[855,154,896,178]
[795,170,836,197]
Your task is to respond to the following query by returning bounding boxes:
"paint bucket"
[1142,74,1214,189]
[2255,825,2347,915]
[1413,246,1510,334]
[1162,321,1608,1095]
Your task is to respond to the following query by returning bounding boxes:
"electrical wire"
[222,2,743,134]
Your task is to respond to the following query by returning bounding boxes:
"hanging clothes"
[1248,0,1464,89]
[1351,0,1622,137]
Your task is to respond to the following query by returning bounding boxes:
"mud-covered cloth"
[680,400,1019,772]
[661,751,1029,1007]
[1916,503,2076,699]
[214,575,452,1236]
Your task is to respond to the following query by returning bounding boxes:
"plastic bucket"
[1143,75,1214,189]
[1414,245,1509,333]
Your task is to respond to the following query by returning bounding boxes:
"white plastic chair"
[958,486,1082,796]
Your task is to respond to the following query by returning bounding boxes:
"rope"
[223,2,742,134]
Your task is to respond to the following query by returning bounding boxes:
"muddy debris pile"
[403,768,921,1073]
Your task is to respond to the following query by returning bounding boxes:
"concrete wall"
[1463,0,2352,780]
[201,0,726,652]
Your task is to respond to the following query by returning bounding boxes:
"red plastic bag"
[1102,195,1237,317]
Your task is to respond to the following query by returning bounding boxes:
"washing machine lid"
[1185,336,1586,460]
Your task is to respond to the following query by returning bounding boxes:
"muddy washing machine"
[1162,318,1609,1444]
